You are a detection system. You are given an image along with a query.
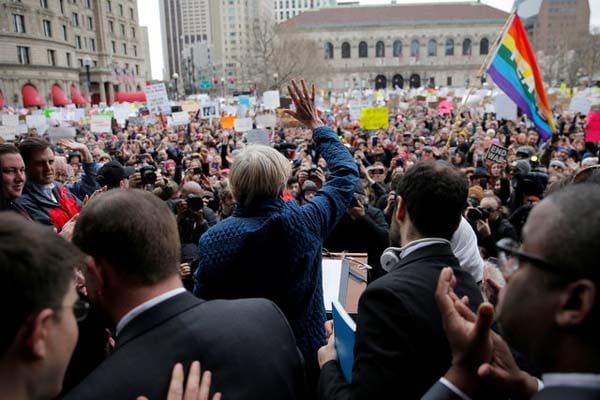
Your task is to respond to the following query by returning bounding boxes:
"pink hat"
[164,159,176,170]
[491,138,501,145]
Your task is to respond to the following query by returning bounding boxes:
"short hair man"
[0,144,27,214]
[425,183,600,400]
[0,212,86,399]
[17,137,98,230]
[96,160,133,190]
[318,162,483,399]
[65,189,305,399]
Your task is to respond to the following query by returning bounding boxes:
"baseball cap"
[549,159,566,170]
[97,160,134,189]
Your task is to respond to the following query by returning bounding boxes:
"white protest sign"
[112,104,131,125]
[349,103,362,120]
[399,102,410,111]
[246,129,270,145]
[90,115,112,133]
[47,127,76,143]
[200,102,218,119]
[26,115,48,129]
[0,125,17,141]
[262,90,280,110]
[255,114,276,128]
[568,96,592,114]
[144,83,170,115]
[171,111,190,126]
[493,93,518,120]
[74,108,86,122]
[2,114,19,127]
[234,117,253,132]
[485,143,509,163]
[222,105,237,116]
[484,104,495,114]
[16,123,28,134]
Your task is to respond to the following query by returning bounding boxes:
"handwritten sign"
[494,93,517,120]
[171,111,190,126]
[568,96,592,114]
[234,117,253,132]
[246,129,270,145]
[255,114,276,128]
[220,116,236,129]
[0,125,17,141]
[90,115,112,133]
[360,107,389,130]
[144,83,170,115]
[1,114,19,127]
[485,143,509,163]
[262,90,280,110]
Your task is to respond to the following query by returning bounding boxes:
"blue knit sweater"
[193,126,359,374]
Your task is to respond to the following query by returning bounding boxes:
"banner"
[359,107,389,130]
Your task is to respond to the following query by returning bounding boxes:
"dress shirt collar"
[115,287,186,336]
[400,238,451,259]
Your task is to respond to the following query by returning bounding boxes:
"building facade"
[0,0,151,107]
[273,0,336,23]
[516,0,590,55]
[280,2,509,91]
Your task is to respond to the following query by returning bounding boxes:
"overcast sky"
[138,0,600,80]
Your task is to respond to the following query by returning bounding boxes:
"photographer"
[467,195,517,257]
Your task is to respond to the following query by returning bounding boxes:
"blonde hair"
[230,145,291,208]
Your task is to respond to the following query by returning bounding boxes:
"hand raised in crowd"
[58,138,93,162]
[284,79,324,131]
[137,361,220,400]
[179,263,192,280]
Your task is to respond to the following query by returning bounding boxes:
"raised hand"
[283,79,324,130]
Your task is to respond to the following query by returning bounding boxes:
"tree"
[243,19,327,93]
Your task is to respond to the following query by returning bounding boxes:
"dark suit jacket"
[63,292,306,400]
[319,243,483,400]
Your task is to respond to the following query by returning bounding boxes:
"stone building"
[279,2,509,91]
[0,0,151,107]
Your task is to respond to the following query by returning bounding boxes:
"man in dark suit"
[318,162,484,399]
[64,189,305,400]
[424,183,600,400]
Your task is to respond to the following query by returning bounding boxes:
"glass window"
[111,40,116,53]
[40,0,48,8]
[13,14,25,33]
[445,38,454,56]
[324,42,333,59]
[341,42,350,58]
[17,46,30,64]
[393,40,402,57]
[90,38,95,51]
[76,35,82,49]
[131,27,135,38]
[462,38,472,56]
[480,38,489,55]
[43,20,52,37]
[66,52,72,67]
[118,3,123,16]
[107,0,112,13]
[130,7,134,19]
[410,39,419,57]
[62,24,68,40]
[120,23,125,35]
[72,13,79,27]
[109,21,114,32]
[47,49,56,66]
[358,41,368,58]
[375,41,385,58]
[87,16,93,30]
[427,39,437,56]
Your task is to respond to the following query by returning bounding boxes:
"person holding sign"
[193,80,359,391]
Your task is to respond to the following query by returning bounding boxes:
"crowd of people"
[0,78,599,400]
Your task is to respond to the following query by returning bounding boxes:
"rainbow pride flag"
[487,14,555,140]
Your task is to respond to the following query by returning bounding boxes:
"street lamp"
[273,72,279,90]
[172,72,179,100]
[220,77,225,97]
[83,55,93,94]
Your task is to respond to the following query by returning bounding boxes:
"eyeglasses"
[496,238,571,279]
[53,299,90,322]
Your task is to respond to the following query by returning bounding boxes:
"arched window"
[393,40,402,57]
[462,38,472,56]
[375,41,385,58]
[445,38,454,56]
[359,41,368,58]
[324,42,333,59]
[410,39,420,58]
[427,39,437,57]
[341,42,350,59]
[480,37,489,55]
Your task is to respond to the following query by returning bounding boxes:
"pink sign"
[586,111,600,142]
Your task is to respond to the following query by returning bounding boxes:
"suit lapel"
[115,292,204,349]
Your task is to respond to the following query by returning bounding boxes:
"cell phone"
[136,154,145,163]
[192,167,203,175]
[349,195,361,208]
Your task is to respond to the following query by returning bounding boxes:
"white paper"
[568,96,592,114]
[322,259,346,312]
[262,90,280,110]
[1,114,19,127]
[16,123,28,134]
[493,93,518,120]
[0,125,17,141]
[26,115,47,129]
[74,108,86,121]
[246,129,270,145]
[112,104,131,124]
[171,111,190,126]
[90,115,112,133]
[47,127,76,143]
[255,114,276,128]
[234,117,253,132]
[144,83,171,115]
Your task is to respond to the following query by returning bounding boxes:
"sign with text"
[144,83,170,115]
[90,115,112,133]
[585,111,600,142]
[493,93,517,120]
[171,111,190,126]
[262,90,280,110]
[246,129,270,146]
[200,102,218,119]
[568,96,592,115]
[234,117,253,132]
[0,125,17,141]
[220,116,236,129]
[26,115,48,129]
[48,127,76,143]
[255,113,276,128]
[1,114,19,127]
[485,143,509,164]
[359,107,389,130]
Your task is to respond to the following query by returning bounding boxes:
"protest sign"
[246,129,270,145]
[1,114,19,127]
[485,143,509,163]
[144,83,170,115]
[112,104,131,125]
[0,125,16,141]
[221,116,236,129]
[238,95,251,109]
[360,107,389,130]
[128,116,144,126]
[585,111,600,142]
[234,117,253,132]
[171,111,190,126]
[263,90,280,110]
[16,124,28,135]
[438,100,453,115]
[26,115,47,129]
[493,93,517,120]
[568,96,592,114]
[181,102,200,113]
[349,103,362,120]
[255,113,277,128]
[200,102,218,119]
[222,105,237,116]
[90,115,112,133]
[47,127,76,143]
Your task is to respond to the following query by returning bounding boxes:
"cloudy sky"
[138,0,599,80]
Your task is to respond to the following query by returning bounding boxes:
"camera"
[466,206,489,222]
[185,194,204,212]
[136,164,157,186]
